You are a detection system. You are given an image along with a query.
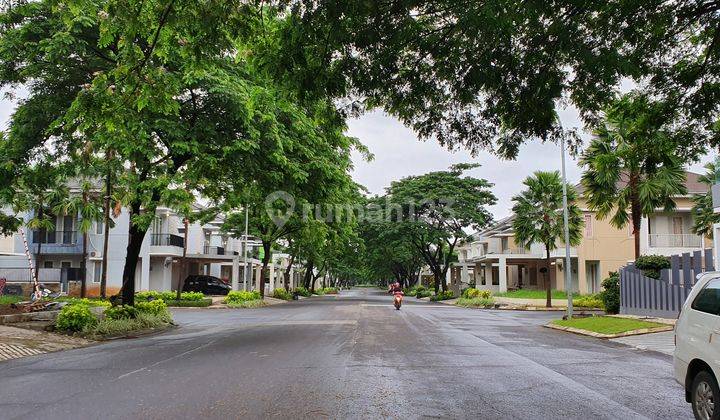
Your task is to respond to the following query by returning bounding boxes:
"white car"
[675,272,720,420]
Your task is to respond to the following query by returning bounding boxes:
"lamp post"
[243,206,249,291]
[561,140,573,319]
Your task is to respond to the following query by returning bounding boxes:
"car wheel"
[692,370,720,420]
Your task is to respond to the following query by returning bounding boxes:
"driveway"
[0,288,690,419]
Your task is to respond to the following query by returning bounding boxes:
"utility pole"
[561,140,573,319]
[243,206,249,291]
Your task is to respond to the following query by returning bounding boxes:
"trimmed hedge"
[164,298,213,307]
[635,255,671,279]
[273,288,293,301]
[430,290,455,301]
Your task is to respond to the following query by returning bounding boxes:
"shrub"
[430,290,455,301]
[416,289,433,298]
[456,297,495,308]
[164,298,212,307]
[56,304,97,332]
[313,289,326,295]
[55,297,111,308]
[573,294,604,309]
[323,287,339,294]
[83,311,172,338]
[104,305,139,320]
[225,290,261,304]
[635,255,671,279]
[462,288,491,299]
[226,299,267,309]
[294,287,311,297]
[136,291,204,302]
[273,288,293,301]
[180,291,205,301]
[601,272,620,314]
[135,299,169,316]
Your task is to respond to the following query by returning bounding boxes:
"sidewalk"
[610,331,675,355]
[0,325,92,362]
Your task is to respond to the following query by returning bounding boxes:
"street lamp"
[561,140,573,319]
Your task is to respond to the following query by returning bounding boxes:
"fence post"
[671,254,680,285]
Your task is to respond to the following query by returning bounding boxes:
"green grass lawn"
[552,316,666,335]
[0,295,25,305]
[494,289,568,299]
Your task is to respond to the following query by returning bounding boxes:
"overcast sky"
[347,108,717,220]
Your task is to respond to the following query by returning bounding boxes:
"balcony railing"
[203,245,225,255]
[649,233,702,248]
[502,248,530,255]
[150,233,184,248]
[32,230,78,245]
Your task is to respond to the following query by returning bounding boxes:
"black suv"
[182,275,231,295]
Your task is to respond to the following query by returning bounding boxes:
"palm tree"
[691,162,720,239]
[580,93,687,259]
[512,171,583,307]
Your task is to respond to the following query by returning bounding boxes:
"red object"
[393,291,403,310]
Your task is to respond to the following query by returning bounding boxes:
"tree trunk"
[303,261,314,289]
[34,207,43,285]
[100,170,111,298]
[259,242,271,297]
[629,173,642,260]
[120,203,146,306]
[80,192,87,298]
[176,218,189,301]
[545,245,552,308]
[284,253,295,290]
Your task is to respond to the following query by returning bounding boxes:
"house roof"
[574,170,707,196]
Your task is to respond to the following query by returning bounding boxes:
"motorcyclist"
[388,282,403,294]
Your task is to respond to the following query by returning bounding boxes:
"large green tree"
[580,93,687,259]
[0,1,355,305]
[387,164,495,293]
[512,171,583,307]
[285,1,720,158]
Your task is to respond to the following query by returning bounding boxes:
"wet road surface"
[0,288,690,419]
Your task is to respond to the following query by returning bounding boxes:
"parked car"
[674,272,720,420]
[182,275,231,295]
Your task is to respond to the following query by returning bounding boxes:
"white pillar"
[498,256,508,293]
[289,267,295,290]
[639,216,649,257]
[231,255,240,291]
[254,265,262,292]
[162,258,172,291]
[269,263,275,294]
[140,256,150,291]
[445,268,451,286]
[484,262,493,287]
[461,264,469,284]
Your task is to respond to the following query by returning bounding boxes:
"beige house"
[453,171,710,295]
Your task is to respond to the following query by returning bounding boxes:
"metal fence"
[620,249,714,318]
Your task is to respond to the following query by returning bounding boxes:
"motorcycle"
[393,291,404,310]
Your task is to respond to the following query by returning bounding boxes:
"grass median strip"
[551,316,666,335]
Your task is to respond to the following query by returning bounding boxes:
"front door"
[62,215,74,244]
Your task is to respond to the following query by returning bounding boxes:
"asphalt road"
[0,288,691,419]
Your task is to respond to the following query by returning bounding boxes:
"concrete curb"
[0,310,60,325]
[608,314,677,326]
[543,322,674,339]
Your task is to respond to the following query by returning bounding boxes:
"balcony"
[649,233,702,248]
[31,230,82,254]
[203,245,225,255]
[150,233,184,248]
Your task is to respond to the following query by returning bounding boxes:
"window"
[584,214,593,238]
[692,278,720,316]
[93,262,102,283]
[96,219,104,234]
[43,261,53,269]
